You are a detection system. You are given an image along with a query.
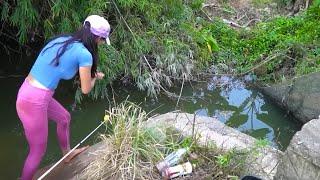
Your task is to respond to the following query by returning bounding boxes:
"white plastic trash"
[156,148,189,172]
[161,161,193,179]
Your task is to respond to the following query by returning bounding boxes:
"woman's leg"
[47,98,71,153]
[47,98,88,162]
[16,99,48,180]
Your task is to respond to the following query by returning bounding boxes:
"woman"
[16,15,111,180]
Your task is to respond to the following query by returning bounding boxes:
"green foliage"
[255,138,269,148]
[180,136,193,148]
[2,0,320,99]
[1,1,10,21]
[216,152,232,167]
[206,3,320,82]
[1,0,216,100]
[214,149,246,169]
[190,0,206,9]
[9,0,38,43]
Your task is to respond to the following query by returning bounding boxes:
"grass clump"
[81,102,248,179]
[81,102,164,179]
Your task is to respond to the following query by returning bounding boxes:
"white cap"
[84,15,111,45]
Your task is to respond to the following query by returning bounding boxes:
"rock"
[145,112,282,180]
[36,112,282,180]
[34,141,111,180]
[275,119,320,180]
[261,72,320,123]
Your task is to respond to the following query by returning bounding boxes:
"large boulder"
[36,112,282,180]
[260,72,320,123]
[146,112,282,180]
[275,118,320,180]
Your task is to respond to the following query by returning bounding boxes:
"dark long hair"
[42,21,98,77]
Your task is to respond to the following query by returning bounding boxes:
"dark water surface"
[0,76,301,179]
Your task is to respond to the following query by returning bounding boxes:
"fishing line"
[38,115,110,180]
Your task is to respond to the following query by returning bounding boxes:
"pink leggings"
[16,79,71,180]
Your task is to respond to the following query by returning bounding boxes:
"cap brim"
[105,37,111,45]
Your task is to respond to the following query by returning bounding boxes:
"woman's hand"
[95,72,105,80]
[79,67,105,94]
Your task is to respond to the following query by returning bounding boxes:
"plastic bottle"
[161,162,193,179]
[156,148,189,172]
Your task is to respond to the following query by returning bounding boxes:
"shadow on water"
[0,75,301,179]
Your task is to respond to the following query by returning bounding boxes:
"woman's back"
[30,36,93,90]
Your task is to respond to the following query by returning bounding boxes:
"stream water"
[0,74,301,179]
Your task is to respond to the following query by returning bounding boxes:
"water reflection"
[217,79,275,145]
[160,76,301,150]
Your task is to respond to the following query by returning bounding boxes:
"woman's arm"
[79,66,105,94]
[79,66,96,94]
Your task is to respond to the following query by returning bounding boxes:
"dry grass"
[80,102,247,180]
[80,102,167,179]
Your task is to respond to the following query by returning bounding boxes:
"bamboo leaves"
[1,1,10,21]
[2,0,216,101]
[10,0,38,43]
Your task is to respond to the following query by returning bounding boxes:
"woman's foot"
[64,146,89,163]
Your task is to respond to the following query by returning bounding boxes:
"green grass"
[205,1,320,82]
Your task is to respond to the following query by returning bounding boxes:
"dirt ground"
[203,0,282,28]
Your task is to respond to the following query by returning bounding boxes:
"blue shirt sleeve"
[78,49,93,67]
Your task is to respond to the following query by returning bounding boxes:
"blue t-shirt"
[30,36,93,90]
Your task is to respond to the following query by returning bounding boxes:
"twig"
[105,85,112,106]
[197,72,236,78]
[111,0,154,71]
[192,113,196,140]
[223,19,244,28]
[202,3,219,8]
[305,0,310,9]
[281,53,298,61]
[0,41,22,54]
[188,79,195,91]
[202,4,235,14]
[201,9,212,21]
[110,83,117,106]
[175,76,185,109]
[243,18,261,27]
[111,0,136,41]
[0,31,31,49]
[237,14,246,22]
[168,75,207,82]
[0,74,25,78]
[239,53,281,76]
[143,55,153,71]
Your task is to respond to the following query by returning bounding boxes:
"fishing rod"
[38,115,110,180]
